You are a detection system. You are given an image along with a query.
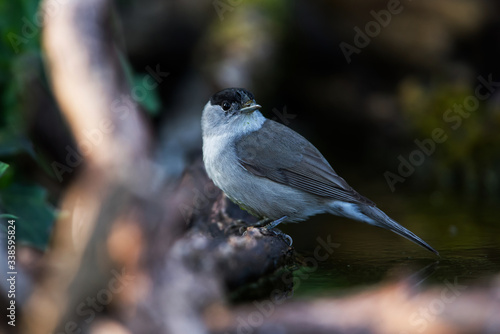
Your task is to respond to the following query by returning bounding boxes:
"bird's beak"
[240,100,262,114]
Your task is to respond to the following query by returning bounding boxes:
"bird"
[201,88,438,255]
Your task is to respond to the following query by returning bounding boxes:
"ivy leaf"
[0,161,8,178]
[0,183,57,249]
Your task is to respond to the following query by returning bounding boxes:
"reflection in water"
[278,182,500,297]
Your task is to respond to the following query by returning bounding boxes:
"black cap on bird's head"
[210,88,261,114]
[210,88,254,106]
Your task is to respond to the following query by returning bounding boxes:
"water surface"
[280,185,500,297]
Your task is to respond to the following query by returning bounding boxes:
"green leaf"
[118,50,162,115]
[0,161,8,178]
[132,72,161,114]
[0,213,17,219]
[0,183,57,249]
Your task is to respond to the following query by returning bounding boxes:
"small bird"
[201,88,438,255]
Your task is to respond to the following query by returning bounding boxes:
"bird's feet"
[264,216,288,229]
[264,228,293,246]
[253,217,272,228]
[243,216,293,246]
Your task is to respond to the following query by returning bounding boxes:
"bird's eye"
[222,101,231,111]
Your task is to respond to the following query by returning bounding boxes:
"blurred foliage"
[400,78,500,195]
[0,171,58,250]
[0,0,164,249]
[0,0,57,250]
[0,161,8,178]
[119,51,162,115]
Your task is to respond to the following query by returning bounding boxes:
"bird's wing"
[234,120,375,206]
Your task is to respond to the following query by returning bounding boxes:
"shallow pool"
[280,187,500,297]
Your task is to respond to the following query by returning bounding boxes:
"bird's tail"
[328,202,438,255]
[358,205,439,255]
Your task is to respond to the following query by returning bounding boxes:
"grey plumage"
[202,88,438,255]
[235,120,374,206]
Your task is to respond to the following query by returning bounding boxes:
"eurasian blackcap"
[202,88,438,255]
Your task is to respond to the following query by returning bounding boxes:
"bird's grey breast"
[203,132,236,185]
